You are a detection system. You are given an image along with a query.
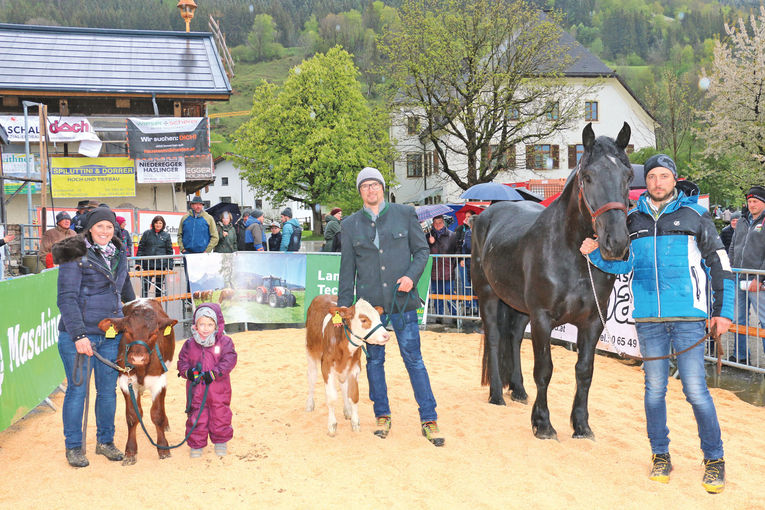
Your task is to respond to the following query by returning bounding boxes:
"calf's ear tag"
[163,326,172,336]
[332,312,343,324]
[105,325,117,339]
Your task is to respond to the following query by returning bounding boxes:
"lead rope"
[584,254,722,374]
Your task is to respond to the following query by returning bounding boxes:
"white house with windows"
[201,158,313,228]
[390,31,656,204]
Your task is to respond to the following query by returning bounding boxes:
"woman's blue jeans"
[635,321,723,460]
[366,310,437,422]
[58,331,121,449]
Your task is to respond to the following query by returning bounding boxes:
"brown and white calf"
[99,298,177,465]
[305,294,389,436]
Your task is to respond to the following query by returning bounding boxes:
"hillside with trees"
[2,0,764,204]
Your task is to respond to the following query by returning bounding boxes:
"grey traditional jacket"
[729,210,765,272]
[338,202,429,313]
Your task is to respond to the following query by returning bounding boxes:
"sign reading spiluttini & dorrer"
[50,157,135,198]
[127,117,210,160]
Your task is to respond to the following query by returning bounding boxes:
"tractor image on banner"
[256,275,298,308]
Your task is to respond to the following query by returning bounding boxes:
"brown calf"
[98,298,177,466]
[305,294,389,436]
[218,288,235,303]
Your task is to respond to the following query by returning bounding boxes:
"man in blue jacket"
[279,207,301,252]
[581,154,733,493]
[178,196,218,254]
[338,167,443,447]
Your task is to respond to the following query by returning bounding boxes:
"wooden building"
[0,22,231,232]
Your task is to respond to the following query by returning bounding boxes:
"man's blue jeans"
[58,331,121,449]
[733,287,765,361]
[366,310,437,422]
[635,321,723,460]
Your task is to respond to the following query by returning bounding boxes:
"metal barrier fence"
[427,254,765,374]
[710,268,765,374]
[427,254,480,326]
[127,255,192,328]
[124,253,765,375]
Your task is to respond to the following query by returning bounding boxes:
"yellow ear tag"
[332,312,343,325]
[163,326,172,336]
[105,325,117,339]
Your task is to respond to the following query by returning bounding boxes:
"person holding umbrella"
[427,215,457,319]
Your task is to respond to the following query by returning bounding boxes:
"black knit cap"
[643,154,677,180]
[84,206,118,233]
[746,186,765,204]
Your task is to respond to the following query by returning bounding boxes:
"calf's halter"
[342,321,386,357]
[124,338,168,373]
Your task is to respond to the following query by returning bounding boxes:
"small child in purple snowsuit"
[178,303,237,458]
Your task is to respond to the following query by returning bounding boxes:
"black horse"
[472,122,633,440]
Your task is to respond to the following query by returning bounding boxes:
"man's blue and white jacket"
[588,191,734,322]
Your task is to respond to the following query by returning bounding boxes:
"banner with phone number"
[526,273,641,357]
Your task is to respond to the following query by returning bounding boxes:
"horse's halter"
[577,164,628,231]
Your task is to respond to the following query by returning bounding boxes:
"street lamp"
[177,0,198,32]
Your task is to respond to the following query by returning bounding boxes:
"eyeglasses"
[360,182,382,191]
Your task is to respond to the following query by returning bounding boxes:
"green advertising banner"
[0,270,65,431]
[304,253,432,324]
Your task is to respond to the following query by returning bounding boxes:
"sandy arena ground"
[1,328,763,509]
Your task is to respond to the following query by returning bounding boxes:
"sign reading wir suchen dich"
[126,117,210,160]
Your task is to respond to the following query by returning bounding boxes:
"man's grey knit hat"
[356,167,385,191]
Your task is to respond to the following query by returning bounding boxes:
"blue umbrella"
[415,203,454,222]
[459,182,524,201]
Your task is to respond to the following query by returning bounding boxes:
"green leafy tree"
[243,13,284,62]
[696,7,765,191]
[232,46,393,234]
[381,0,591,189]
[644,65,696,164]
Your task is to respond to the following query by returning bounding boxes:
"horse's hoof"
[572,426,595,440]
[121,456,137,466]
[488,395,506,406]
[510,391,528,404]
[532,424,558,440]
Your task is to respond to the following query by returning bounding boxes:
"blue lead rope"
[381,282,411,330]
[122,338,207,450]
[127,377,209,450]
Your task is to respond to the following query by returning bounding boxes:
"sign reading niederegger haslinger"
[126,117,210,159]
[135,157,186,183]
